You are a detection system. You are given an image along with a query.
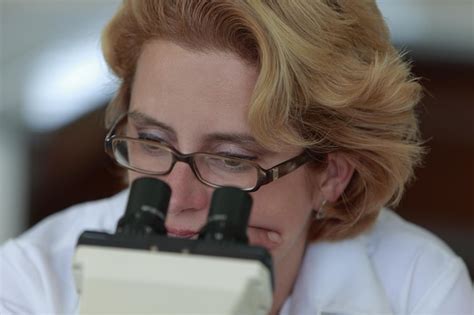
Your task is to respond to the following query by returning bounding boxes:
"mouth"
[166,227,199,239]
[164,225,283,249]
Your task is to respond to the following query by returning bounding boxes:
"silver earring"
[315,200,327,220]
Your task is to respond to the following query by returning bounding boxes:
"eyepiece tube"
[199,187,252,243]
[116,177,171,236]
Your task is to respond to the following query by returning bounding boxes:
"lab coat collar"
[283,234,394,315]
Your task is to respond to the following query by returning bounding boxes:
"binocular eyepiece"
[116,177,253,244]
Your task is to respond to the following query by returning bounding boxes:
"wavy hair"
[102,0,424,240]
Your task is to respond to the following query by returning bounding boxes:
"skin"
[128,40,353,315]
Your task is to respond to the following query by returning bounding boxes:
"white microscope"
[73,177,274,314]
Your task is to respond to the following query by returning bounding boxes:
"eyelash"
[217,152,257,161]
[137,132,258,160]
[137,132,164,142]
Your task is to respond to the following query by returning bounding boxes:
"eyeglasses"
[105,113,324,192]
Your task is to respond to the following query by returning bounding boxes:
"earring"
[314,200,327,220]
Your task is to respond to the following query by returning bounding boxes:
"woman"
[1,1,472,314]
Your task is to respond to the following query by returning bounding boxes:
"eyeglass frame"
[104,112,325,192]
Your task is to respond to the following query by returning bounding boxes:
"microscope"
[73,177,274,314]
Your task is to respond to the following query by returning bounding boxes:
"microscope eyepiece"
[199,187,252,244]
[116,177,171,236]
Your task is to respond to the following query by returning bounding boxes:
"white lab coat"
[0,190,472,314]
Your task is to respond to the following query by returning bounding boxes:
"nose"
[161,161,210,219]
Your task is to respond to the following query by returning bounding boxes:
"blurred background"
[0,0,473,278]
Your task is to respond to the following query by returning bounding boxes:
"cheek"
[252,168,315,221]
[252,187,313,224]
[127,171,141,185]
[249,170,316,253]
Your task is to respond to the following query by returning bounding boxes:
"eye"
[138,141,168,156]
[223,158,245,168]
[215,152,257,161]
[133,133,169,157]
[137,132,163,142]
[206,156,255,173]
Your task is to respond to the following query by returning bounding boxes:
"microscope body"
[74,232,272,314]
[73,180,274,314]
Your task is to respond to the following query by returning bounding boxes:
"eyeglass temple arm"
[277,153,310,177]
[106,113,128,138]
[256,153,311,188]
[104,112,129,153]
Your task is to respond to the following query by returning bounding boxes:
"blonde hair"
[102,0,424,241]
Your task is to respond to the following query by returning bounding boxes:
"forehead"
[130,40,259,143]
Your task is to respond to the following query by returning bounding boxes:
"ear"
[315,152,355,204]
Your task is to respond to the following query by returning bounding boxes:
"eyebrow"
[128,110,177,142]
[128,110,268,154]
[128,111,174,133]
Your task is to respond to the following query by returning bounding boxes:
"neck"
[268,237,308,315]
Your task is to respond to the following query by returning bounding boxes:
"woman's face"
[128,40,323,308]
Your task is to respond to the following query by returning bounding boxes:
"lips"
[165,225,283,250]
[166,226,199,239]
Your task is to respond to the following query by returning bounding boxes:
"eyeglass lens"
[112,138,259,190]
